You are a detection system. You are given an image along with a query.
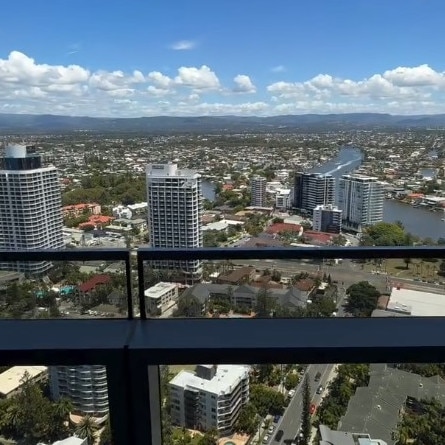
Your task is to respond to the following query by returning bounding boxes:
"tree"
[76,415,98,445]
[301,376,311,445]
[360,222,408,246]
[403,257,412,269]
[235,403,258,435]
[255,288,275,318]
[53,397,73,422]
[345,281,380,317]
[173,293,202,317]
[197,428,218,445]
[250,384,285,417]
[284,373,300,391]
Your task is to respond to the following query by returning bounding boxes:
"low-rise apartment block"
[169,364,250,436]
[0,366,47,399]
[145,282,178,314]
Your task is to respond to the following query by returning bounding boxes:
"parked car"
[309,403,317,415]
[288,389,296,398]
[263,435,269,443]
[268,425,275,434]
[314,371,321,382]
[275,430,284,442]
[273,415,281,423]
[316,385,323,394]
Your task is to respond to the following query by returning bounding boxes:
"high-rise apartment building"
[338,174,384,233]
[313,204,342,234]
[49,365,109,417]
[169,365,250,437]
[0,144,63,274]
[293,173,335,213]
[146,163,203,282]
[250,175,267,207]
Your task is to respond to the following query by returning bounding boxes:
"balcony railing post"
[127,351,162,445]
[106,355,133,445]
[137,254,147,319]
[124,253,134,319]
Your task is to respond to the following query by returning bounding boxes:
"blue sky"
[1,0,445,116]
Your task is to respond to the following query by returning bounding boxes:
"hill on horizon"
[1,112,445,133]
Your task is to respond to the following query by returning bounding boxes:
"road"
[270,364,335,444]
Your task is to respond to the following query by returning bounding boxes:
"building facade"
[0,144,64,274]
[338,175,384,233]
[293,173,335,214]
[169,364,250,437]
[146,163,203,282]
[250,176,267,207]
[275,189,291,211]
[313,204,342,234]
[144,282,178,314]
[49,365,109,417]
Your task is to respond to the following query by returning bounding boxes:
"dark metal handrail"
[0,246,443,445]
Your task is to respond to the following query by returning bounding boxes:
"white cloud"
[271,65,286,73]
[383,64,445,87]
[170,40,196,51]
[3,50,445,117]
[174,65,220,90]
[0,50,89,85]
[147,71,174,90]
[233,74,256,93]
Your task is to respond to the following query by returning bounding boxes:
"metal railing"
[0,246,444,444]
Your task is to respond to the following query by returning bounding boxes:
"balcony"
[0,246,444,444]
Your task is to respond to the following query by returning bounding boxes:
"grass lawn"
[169,364,197,375]
[361,258,440,280]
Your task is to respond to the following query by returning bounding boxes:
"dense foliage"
[398,398,445,445]
[316,364,370,430]
[62,173,146,206]
[301,376,311,445]
[360,222,412,246]
[0,374,73,444]
[345,281,380,317]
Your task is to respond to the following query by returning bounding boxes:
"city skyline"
[2,1,445,116]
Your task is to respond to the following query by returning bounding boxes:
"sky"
[2,0,445,117]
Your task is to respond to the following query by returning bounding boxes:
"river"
[201,145,444,240]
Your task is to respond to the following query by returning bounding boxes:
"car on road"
[262,435,269,443]
[309,404,317,415]
[275,430,284,442]
[314,371,321,382]
[316,385,323,394]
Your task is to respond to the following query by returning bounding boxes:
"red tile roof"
[78,274,111,293]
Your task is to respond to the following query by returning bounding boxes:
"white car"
[268,425,275,434]
[263,435,269,443]
[288,389,296,398]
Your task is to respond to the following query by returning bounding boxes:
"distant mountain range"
[2,112,445,133]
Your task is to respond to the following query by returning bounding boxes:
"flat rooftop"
[145,282,176,299]
[388,287,445,317]
[170,364,249,396]
[0,366,47,397]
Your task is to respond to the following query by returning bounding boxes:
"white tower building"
[0,144,63,274]
[146,163,203,282]
[169,365,250,437]
[338,174,384,233]
[49,365,109,417]
[251,176,267,207]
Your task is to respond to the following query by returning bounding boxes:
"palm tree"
[54,397,73,421]
[76,415,98,445]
